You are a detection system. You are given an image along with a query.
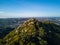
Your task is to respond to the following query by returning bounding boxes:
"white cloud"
[0,11,4,13]
[0,11,60,18]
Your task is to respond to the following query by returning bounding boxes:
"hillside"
[1,18,60,45]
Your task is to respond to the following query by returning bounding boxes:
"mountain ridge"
[1,18,60,45]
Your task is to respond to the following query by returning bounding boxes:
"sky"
[0,0,60,18]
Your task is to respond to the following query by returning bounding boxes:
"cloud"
[0,11,4,13]
[0,10,60,18]
[0,11,6,18]
[0,15,6,18]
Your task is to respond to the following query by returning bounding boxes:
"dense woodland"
[0,18,60,45]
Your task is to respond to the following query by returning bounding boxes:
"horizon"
[0,0,60,18]
[0,17,60,19]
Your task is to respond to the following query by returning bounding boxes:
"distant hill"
[1,18,60,45]
[0,18,28,38]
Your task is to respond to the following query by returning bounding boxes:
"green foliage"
[0,39,2,45]
[39,27,45,37]
[40,39,47,45]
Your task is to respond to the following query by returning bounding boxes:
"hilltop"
[1,18,60,45]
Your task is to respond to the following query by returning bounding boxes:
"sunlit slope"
[3,18,60,45]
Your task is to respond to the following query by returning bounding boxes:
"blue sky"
[0,0,60,18]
